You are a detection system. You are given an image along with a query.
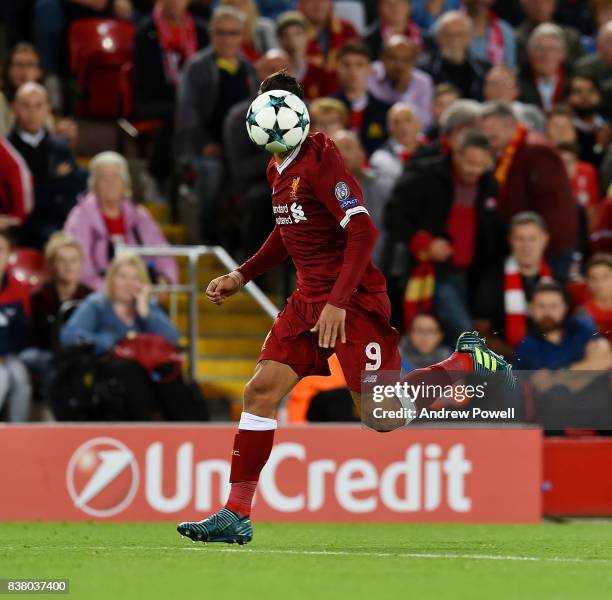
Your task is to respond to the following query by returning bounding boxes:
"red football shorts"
[259,290,401,392]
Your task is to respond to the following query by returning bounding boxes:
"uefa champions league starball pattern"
[246,90,310,154]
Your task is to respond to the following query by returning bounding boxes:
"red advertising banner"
[0,425,541,523]
[543,438,612,516]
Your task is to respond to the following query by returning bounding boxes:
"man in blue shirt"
[514,280,612,387]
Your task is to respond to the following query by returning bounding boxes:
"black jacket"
[335,91,391,156]
[417,50,490,100]
[385,154,506,280]
[133,16,209,120]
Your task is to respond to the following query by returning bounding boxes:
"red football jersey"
[266,132,387,302]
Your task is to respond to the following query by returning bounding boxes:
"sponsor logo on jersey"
[340,198,359,210]
[273,202,307,224]
[335,181,350,202]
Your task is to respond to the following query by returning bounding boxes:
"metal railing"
[115,244,279,381]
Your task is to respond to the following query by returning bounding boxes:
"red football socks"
[225,412,277,517]
[402,352,475,411]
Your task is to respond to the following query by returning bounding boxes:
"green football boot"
[177,508,253,545]
[455,331,516,388]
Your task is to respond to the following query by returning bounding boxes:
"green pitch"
[2,521,612,599]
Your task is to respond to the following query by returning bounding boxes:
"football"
[246,89,310,154]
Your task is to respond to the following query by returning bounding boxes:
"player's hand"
[311,303,346,348]
[205,271,244,305]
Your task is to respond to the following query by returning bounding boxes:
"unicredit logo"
[66,437,140,517]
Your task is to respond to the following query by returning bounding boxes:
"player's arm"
[308,138,377,347]
[311,214,378,348]
[205,226,287,305]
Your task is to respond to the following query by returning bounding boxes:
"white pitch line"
[2,546,610,564]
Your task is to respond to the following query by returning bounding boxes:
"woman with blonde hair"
[20,232,92,392]
[60,254,192,420]
[222,0,278,60]
[64,151,178,290]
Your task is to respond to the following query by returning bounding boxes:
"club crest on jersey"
[290,177,300,200]
[335,181,350,202]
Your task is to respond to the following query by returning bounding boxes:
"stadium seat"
[116,62,162,154]
[68,19,136,119]
[9,248,46,290]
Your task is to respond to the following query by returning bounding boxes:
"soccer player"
[177,71,513,545]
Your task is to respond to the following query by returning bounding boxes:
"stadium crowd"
[0,0,611,424]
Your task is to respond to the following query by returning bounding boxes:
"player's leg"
[177,359,298,544]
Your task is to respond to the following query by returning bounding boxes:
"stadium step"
[196,336,264,358]
[176,313,272,335]
[197,358,256,378]
[161,291,281,315]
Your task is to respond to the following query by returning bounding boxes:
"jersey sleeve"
[307,139,370,229]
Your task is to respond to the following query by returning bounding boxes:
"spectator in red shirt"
[0,136,33,230]
[299,0,359,74]
[576,253,612,342]
[276,11,334,100]
[592,196,612,253]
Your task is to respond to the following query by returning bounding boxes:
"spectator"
[133,0,208,185]
[276,10,333,100]
[515,0,584,68]
[222,0,278,61]
[545,103,578,146]
[557,141,600,232]
[0,230,31,422]
[1,42,42,135]
[63,0,136,23]
[592,195,612,253]
[514,281,611,374]
[483,65,546,132]
[308,97,349,135]
[335,41,391,155]
[364,0,423,60]
[481,101,577,279]
[333,129,387,265]
[64,151,177,291]
[0,135,33,230]
[411,0,460,31]
[0,42,77,145]
[464,0,516,68]
[576,20,612,100]
[567,74,612,167]
[416,97,481,159]
[519,23,570,113]
[20,232,91,387]
[417,10,490,100]
[474,211,554,356]
[370,103,422,197]
[223,50,289,260]
[175,6,258,243]
[400,312,451,370]
[368,35,434,128]
[9,82,87,248]
[259,0,297,20]
[388,129,504,339]
[299,0,359,73]
[60,253,192,421]
[575,253,612,342]
[426,82,459,141]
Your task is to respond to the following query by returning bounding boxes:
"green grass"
[1,522,612,599]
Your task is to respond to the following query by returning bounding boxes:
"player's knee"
[243,378,278,417]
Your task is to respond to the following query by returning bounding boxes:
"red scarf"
[487,11,504,65]
[381,21,423,51]
[403,260,435,330]
[504,256,552,347]
[153,2,198,86]
[536,66,565,112]
[494,124,527,194]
